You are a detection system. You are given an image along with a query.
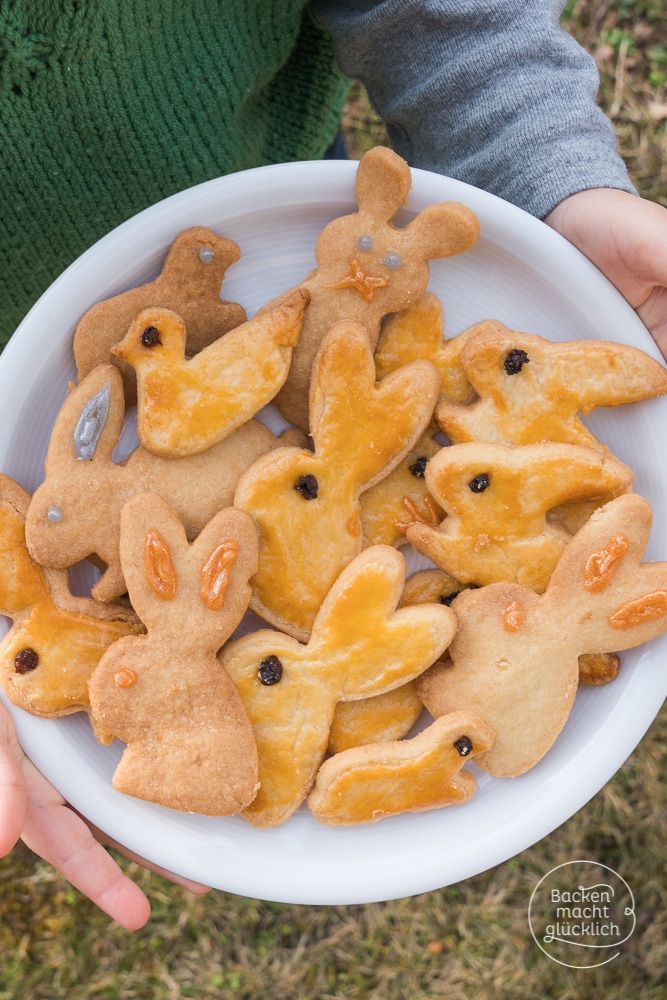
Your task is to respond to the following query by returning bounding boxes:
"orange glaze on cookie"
[584,535,629,592]
[114,667,138,688]
[328,258,389,302]
[503,599,525,632]
[200,539,239,610]
[145,529,177,600]
[609,590,667,629]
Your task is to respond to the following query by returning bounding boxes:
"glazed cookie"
[417,493,667,777]
[0,474,141,741]
[24,364,303,603]
[111,287,310,457]
[360,423,444,549]
[309,711,495,825]
[234,320,441,639]
[88,494,260,815]
[406,440,634,592]
[219,544,456,827]
[73,227,247,405]
[272,146,481,430]
[435,327,667,449]
[375,291,507,406]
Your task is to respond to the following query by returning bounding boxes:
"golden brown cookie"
[219,545,456,827]
[24,364,302,603]
[111,287,309,457]
[417,493,667,777]
[309,712,495,824]
[0,474,141,741]
[406,440,634,592]
[234,320,441,639]
[272,147,481,430]
[436,327,667,449]
[88,493,260,815]
[73,227,247,405]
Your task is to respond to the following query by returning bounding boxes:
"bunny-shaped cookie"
[219,544,456,827]
[73,226,247,405]
[435,327,667,449]
[111,287,310,457]
[0,474,141,741]
[406,440,635,592]
[309,711,495,825]
[234,320,441,639]
[88,493,259,815]
[25,364,303,603]
[273,147,481,430]
[418,493,667,777]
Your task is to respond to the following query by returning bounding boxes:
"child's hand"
[0,701,209,929]
[545,188,667,361]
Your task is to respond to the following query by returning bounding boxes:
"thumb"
[0,701,28,855]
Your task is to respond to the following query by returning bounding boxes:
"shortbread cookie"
[234,320,441,639]
[74,227,247,405]
[24,364,303,602]
[406,440,634,592]
[418,493,667,777]
[309,711,494,824]
[88,494,259,815]
[219,545,456,827]
[375,291,507,405]
[273,147,481,430]
[111,287,309,457]
[436,327,667,449]
[0,474,141,741]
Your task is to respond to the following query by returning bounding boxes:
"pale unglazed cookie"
[0,474,141,742]
[73,227,247,405]
[406,440,634,592]
[435,327,667,449]
[88,494,259,816]
[111,287,310,457]
[417,493,667,777]
[375,291,507,406]
[309,711,495,825]
[272,146,481,430]
[24,364,303,603]
[219,545,456,828]
[234,320,441,640]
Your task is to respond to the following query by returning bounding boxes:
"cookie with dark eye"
[406,440,634,593]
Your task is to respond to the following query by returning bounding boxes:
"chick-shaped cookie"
[25,364,303,603]
[435,327,667,449]
[309,711,494,824]
[219,544,456,827]
[74,227,247,405]
[88,494,259,815]
[375,291,507,406]
[406,441,634,592]
[0,474,141,741]
[111,286,310,457]
[418,493,667,777]
[234,320,441,639]
[273,147,481,430]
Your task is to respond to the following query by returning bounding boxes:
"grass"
[2,3,667,997]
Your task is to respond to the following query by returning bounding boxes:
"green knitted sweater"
[0,0,348,348]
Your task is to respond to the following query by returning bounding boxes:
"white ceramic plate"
[1,161,666,904]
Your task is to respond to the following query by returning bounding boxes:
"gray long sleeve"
[310,0,636,218]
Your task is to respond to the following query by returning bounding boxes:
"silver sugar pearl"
[47,505,63,523]
[356,236,373,251]
[199,247,214,264]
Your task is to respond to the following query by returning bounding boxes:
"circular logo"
[528,860,636,968]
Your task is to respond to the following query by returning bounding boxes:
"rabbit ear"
[309,545,456,698]
[403,202,481,260]
[310,322,440,490]
[355,146,412,222]
[0,475,45,615]
[44,364,125,472]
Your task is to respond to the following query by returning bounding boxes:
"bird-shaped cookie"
[406,440,634,592]
[111,287,310,457]
[73,226,247,405]
[435,327,667,449]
